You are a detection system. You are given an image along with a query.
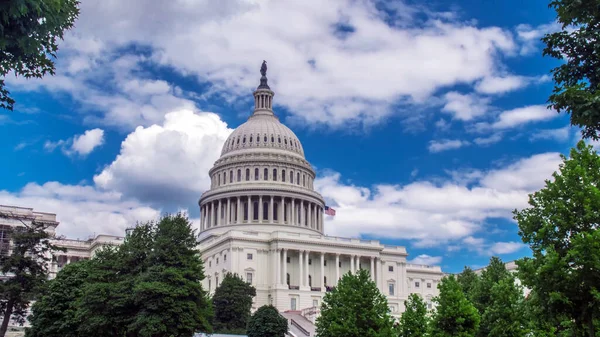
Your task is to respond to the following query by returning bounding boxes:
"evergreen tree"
[429,275,479,337]
[456,267,479,301]
[398,293,429,337]
[1,0,80,110]
[25,261,91,337]
[0,215,63,337]
[212,272,256,334]
[247,305,288,337]
[316,269,395,337]
[514,141,600,337]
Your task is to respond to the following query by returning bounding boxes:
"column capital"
[370,256,374,261]
[335,253,340,257]
[282,248,288,252]
[320,251,325,256]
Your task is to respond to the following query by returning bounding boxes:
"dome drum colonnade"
[199,61,326,235]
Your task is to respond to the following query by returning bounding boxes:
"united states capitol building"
[0,63,443,335]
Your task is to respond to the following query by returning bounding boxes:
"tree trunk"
[586,312,595,337]
[0,298,15,337]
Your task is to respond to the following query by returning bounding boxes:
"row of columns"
[200,196,324,231]
[271,249,381,290]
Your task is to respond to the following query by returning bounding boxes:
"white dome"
[220,114,305,158]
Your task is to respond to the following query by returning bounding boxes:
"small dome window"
[278,137,281,143]
[264,136,267,142]
[264,168,268,180]
[243,137,246,144]
[230,170,233,183]
[257,134,260,142]
[282,170,286,182]
[250,136,253,143]
[284,138,287,145]
[271,136,274,143]
[237,138,240,144]
[273,169,277,181]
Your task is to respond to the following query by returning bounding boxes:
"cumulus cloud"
[474,74,550,95]
[0,182,160,239]
[409,254,442,265]
[462,236,526,255]
[44,128,105,157]
[516,22,561,55]
[428,139,469,153]
[530,126,572,142]
[442,92,491,121]
[472,105,559,132]
[6,0,519,129]
[94,110,232,207]
[316,151,562,247]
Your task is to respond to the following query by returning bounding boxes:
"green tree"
[543,0,600,140]
[212,272,256,334]
[0,215,63,337]
[25,260,92,337]
[398,293,429,337]
[481,276,527,337]
[429,275,480,337]
[456,267,479,301]
[247,305,288,337]
[470,257,511,316]
[0,0,80,110]
[316,269,395,337]
[514,141,600,337]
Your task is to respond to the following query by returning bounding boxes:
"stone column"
[210,201,215,228]
[258,195,263,224]
[356,255,361,270]
[305,251,310,287]
[320,252,325,289]
[283,249,288,286]
[217,199,222,226]
[200,205,204,230]
[300,200,304,226]
[269,196,274,223]
[307,203,312,228]
[350,255,355,273]
[370,257,375,281]
[291,199,295,225]
[250,196,255,222]
[335,253,340,285]
[227,198,231,225]
[272,249,277,285]
[378,259,384,291]
[276,249,281,285]
[279,197,284,223]
[299,250,304,287]
[237,197,242,224]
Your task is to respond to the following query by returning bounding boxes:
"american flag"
[324,206,336,216]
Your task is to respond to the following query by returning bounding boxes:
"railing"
[290,319,310,336]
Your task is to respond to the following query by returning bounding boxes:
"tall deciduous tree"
[25,261,91,337]
[316,269,395,337]
[398,293,429,337]
[0,215,63,337]
[514,140,600,337]
[247,305,288,337]
[212,272,256,334]
[0,0,80,110]
[456,266,479,301]
[429,275,480,337]
[543,0,600,140]
[481,276,527,337]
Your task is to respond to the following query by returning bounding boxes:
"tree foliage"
[26,213,213,337]
[246,305,288,337]
[212,272,256,334]
[429,275,480,337]
[543,0,600,140]
[316,269,395,337]
[398,293,429,337]
[0,0,80,110]
[0,216,63,337]
[514,140,600,337]
[481,276,527,337]
[456,267,479,302]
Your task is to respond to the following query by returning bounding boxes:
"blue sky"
[0,0,588,272]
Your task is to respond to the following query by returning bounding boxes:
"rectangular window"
[246,273,253,284]
[427,283,431,288]
[291,298,297,311]
[339,261,342,268]
[209,279,211,292]
[216,258,219,264]
[312,299,318,307]
[388,283,395,296]
[415,282,420,288]
[388,265,394,272]
[309,259,312,265]
[224,255,227,262]
[247,253,253,260]
[324,260,327,266]
[287,257,291,263]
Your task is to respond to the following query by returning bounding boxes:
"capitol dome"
[199,62,325,237]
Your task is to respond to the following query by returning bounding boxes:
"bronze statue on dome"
[260,60,267,77]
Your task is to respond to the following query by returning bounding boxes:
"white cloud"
[7,0,518,129]
[516,22,561,55]
[489,241,525,255]
[475,75,527,94]
[491,105,558,130]
[316,151,562,247]
[0,182,160,239]
[474,133,503,146]
[44,128,105,157]
[442,92,491,121]
[409,254,442,265]
[462,236,525,255]
[94,110,232,207]
[428,139,469,153]
[530,126,572,142]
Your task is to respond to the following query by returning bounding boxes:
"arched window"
[263,202,268,220]
[255,168,259,180]
[250,135,253,143]
[264,135,267,142]
[257,134,260,143]
[273,169,277,181]
[237,169,241,182]
[282,169,286,182]
[284,138,288,145]
[290,171,294,184]
[297,172,300,185]
[264,168,268,181]
[284,203,288,222]
[246,168,250,181]
[278,137,281,143]
[271,136,274,143]
[303,174,306,186]
[230,170,233,183]
[237,138,240,144]
[243,137,246,143]
[244,202,248,221]
[273,203,279,221]
[253,201,259,220]
[223,172,227,185]
[217,173,221,186]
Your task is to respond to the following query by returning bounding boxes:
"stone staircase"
[282,310,316,337]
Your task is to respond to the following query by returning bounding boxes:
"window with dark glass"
[243,137,246,143]
[230,170,233,183]
[264,136,267,142]
[388,266,394,272]
[253,201,259,220]
[284,204,287,222]
[282,169,286,182]
[255,168,259,180]
[290,171,294,183]
[246,168,250,181]
[263,202,268,220]
[297,172,300,185]
[273,169,277,181]
[237,169,241,182]
[250,136,253,142]
[244,202,248,221]
[264,168,268,180]
[273,203,278,221]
